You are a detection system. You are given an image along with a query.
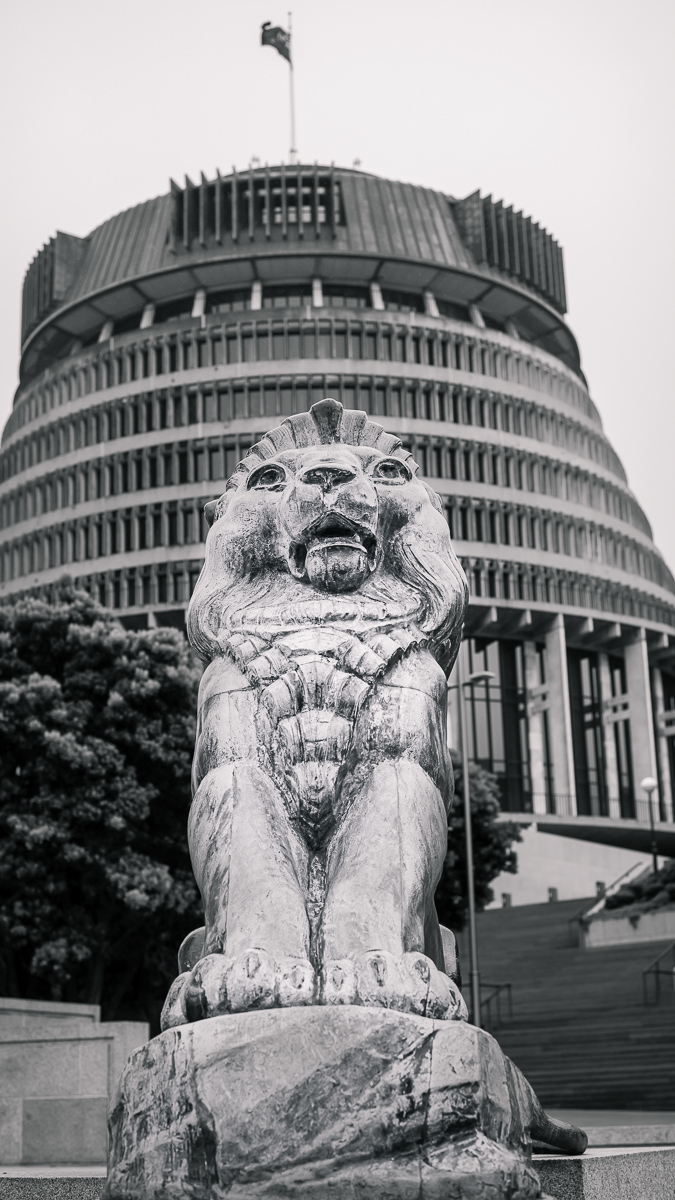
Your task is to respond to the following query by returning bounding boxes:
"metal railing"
[568,861,651,946]
[568,895,602,945]
[480,981,513,1027]
[643,942,675,1006]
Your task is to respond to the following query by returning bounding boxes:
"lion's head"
[188,399,468,672]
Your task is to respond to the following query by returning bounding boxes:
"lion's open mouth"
[290,513,378,576]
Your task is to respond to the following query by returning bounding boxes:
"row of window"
[460,558,675,631]
[0,418,651,542]
[70,562,200,614]
[1,500,207,578]
[17,557,675,637]
[1,490,670,597]
[0,376,627,499]
[7,311,596,441]
[441,499,670,589]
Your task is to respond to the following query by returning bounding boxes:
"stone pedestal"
[0,998,147,1168]
[104,1007,550,1199]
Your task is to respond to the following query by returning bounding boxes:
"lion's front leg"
[162,761,314,1027]
[189,761,311,961]
[317,657,467,1021]
[318,761,463,1018]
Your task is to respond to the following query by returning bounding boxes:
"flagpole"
[288,11,297,163]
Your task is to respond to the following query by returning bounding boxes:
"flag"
[261,21,291,63]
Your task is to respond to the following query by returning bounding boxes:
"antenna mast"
[288,12,297,163]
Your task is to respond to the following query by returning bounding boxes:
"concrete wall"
[486,825,658,908]
[0,998,147,1166]
[582,907,675,948]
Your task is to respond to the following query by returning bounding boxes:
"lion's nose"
[301,463,356,492]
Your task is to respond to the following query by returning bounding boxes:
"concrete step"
[457,899,675,1107]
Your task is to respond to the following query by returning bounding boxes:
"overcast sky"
[1,0,673,571]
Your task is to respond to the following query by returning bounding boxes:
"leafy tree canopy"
[434,752,522,932]
[0,587,202,1029]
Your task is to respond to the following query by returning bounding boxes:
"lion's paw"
[401,951,468,1021]
[275,956,316,1006]
[354,950,408,1011]
[227,949,276,1012]
[349,950,468,1022]
[160,970,190,1030]
[183,952,231,1022]
[320,958,357,1006]
[160,951,318,1026]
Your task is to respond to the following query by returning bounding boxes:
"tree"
[434,752,522,933]
[0,586,202,1031]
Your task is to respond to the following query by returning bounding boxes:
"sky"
[0,0,673,571]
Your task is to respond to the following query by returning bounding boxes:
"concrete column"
[139,304,155,330]
[544,614,577,813]
[250,281,262,310]
[523,639,547,814]
[423,290,439,317]
[370,282,384,310]
[191,290,206,319]
[624,629,658,813]
[598,653,621,819]
[652,668,674,822]
[311,278,323,308]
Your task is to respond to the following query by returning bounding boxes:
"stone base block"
[105,1007,549,1199]
[0,1167,105,1200]
[538,1145,675,1200]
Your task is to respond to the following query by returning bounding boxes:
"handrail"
[569,862,651,946]
[479,981,513,1026]
[568,896,600,936]
[644,940,675,974]
[643,940,675,1006]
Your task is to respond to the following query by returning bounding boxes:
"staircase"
[456,898,675,1109]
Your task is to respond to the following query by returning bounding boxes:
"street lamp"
[453,654,496,1028]
[640,776,659,874]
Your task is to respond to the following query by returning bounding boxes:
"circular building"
[2,164,675,872]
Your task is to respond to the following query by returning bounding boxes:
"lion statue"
[161,398,470,1030]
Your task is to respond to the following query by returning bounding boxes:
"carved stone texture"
[162,399,470,1030]
[105,1007,553,1199]
[108,401,587,1196]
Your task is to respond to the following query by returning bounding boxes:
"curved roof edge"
[19,165,574,378]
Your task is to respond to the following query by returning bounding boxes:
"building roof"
[19,166,575,384]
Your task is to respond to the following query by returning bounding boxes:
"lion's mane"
[187,400,467,674]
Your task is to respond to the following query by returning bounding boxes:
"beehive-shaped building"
[3,164,674,858]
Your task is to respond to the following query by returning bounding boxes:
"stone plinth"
[0,1167,106,1200]
[0,999,147,1167]
[105,1007,547,1199]
[537,1145,675,1199]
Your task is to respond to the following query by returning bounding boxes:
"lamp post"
[640,776,659,874]
[454,655,496,1028]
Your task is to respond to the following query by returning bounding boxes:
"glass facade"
[568,650,607,816]
[608,655,635,818]
[454,639,646,820]
[459,638,531,812]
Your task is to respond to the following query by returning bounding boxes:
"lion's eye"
[372,459,411,484]
[248,465,286,490]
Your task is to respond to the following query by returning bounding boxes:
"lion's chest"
[224,625,425,847]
